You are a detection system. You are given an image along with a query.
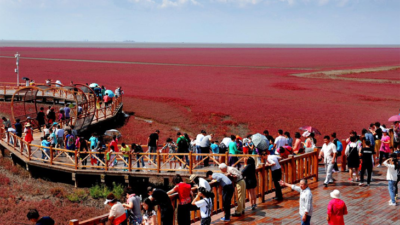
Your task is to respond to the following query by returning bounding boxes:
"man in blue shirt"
[206,171,234,222]
[27,209,54,225]
[41,137,51,161]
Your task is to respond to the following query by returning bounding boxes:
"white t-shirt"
[195,198,213,218]
[109,202,125,219]
[267,155,281,171]
[195,134,204,146]
[143,210,156,225]
[221,137,232,147]
[274,136,287,152]
[199,178,211,192]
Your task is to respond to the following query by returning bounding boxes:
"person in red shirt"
[167,174,193,225]
[327,189,348,225]
[110,135,119,152]
[103,93,112,107]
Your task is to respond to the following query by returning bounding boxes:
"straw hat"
[189,174,198,183]
[330,189,341,199]
[25,123,31,127]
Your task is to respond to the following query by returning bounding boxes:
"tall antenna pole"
[15,52,20,86]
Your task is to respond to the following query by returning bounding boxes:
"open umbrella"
[251,133,269,151]
[104,129,121,138]
[388,115,400,122]
[105,90,115,98]
[89,83,99,88]
[299,126,321,135]
[221,137,232,147]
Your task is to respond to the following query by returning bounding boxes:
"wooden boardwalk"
[193,166,399,225]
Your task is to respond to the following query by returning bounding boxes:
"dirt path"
[292,65,400,83]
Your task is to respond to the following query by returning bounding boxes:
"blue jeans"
[388,180,396,203]
[137,155,145,167]
[301,215,311,225]
[196,145,202,161]
[148,146,157,163]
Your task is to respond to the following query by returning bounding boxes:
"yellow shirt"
[121,146,130,157]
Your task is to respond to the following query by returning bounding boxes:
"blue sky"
[0,0,399,44]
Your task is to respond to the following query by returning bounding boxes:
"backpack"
[178,137,189,151]
[336,140,343,152]
[67,135,75,147]
[219,142,227,153]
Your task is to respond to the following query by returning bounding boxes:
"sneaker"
[359,183,364,186]
[377,164,381,167]
[389,202,396,206]
[221,217,231,222]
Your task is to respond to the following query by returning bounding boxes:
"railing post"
[225,151,228,164]
[290,155,295,183]
[314,152,318,182]
[341,141,347,172]
[75,149,78,170]
[27,144,31,160]
[69,219,79,225]
[260,165,265,203]
[189,151,193,174]
[128,152,132,172]
[50,145,54,165]
[157,151,160,173]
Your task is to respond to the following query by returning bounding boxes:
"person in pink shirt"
[327,189,348,225]
[378,130,391,166]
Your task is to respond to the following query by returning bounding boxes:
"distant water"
[1,40,399,48]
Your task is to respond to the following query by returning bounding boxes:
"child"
[142,198,157,225]
[162,138,177,169]
[192,187,214,225]
[210,141,219,164]
[121,143,130,171]
[383,153,398,206]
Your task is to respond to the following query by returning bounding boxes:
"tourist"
[195,130,206,163]
[370,122,383,161]
[319,136,337,187]
[303,131,314,153]
[228,135,242,169]
[142,198,157,225]
[211,140,219,163]
[199,133,213,167]
[70,125,77,137]
[24,123,34,144]
[14,119,22,137]
[219,163,246,216]
[63,104,71,126]
[284,131,293,147]
[122,187,142,225]
[55,80,62,87]
[362,128,375,150]
[65,130,76,157]
[49,127,57,148]
[131,143,145,169]
[278,147,291,159]
[147,185,174,225]
[2,117,11,130]
[41,136,51,161]
[97,136,106,167]
[383,154,398,206]
[378,129,391,167]
[176,132,190,168]
[77,136,89,168]
[89,133,98,165]
[55,125,65,148]
[242,157,257,210]
[162,138,177,169]
[273,130,287,154]
[147,130,159,164]
[104,193,127,225]
[103,93,112,107]
[121,143,130,171]
[264,150,283,201]
[219,136,230,164]
[36,107,46,132]
[345,136,360,182]
[331,132,343,172]
[26,209,54,225]
[263,130,272,143]
[189,174,211,192]
[45,78,51,86]
[192,187,214,225]
[206,170,234,222]
[293,132,302,154]
[279,179,313,225]
[167,174,192,225]
[110,135,119,152]
[359,140,375,186]
[327,189,348,225]
[58,109,65,123]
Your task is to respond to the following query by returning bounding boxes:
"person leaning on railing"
[206,170,234,222]
[167,174,193,225]
[147,185,173,225]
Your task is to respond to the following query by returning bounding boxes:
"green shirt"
[229,141,241,154]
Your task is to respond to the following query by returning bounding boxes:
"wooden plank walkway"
[193,166,399,225]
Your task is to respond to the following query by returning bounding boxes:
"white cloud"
[279,0,296,6]
[318,0,329,5]
[160,0,200,8]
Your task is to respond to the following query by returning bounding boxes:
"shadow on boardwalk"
[196,166,399,225]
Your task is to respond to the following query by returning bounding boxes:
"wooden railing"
[67,151,318,225]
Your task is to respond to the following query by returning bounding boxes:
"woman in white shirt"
[142,198,157,225]
[383,154,398,206]
[104,193,127,225]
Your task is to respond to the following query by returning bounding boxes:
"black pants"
[379,152,389,165]
[177,204,191,225]
[272,169,283,199]
[333,151,341,171]
[222,185,234,220]
[161,206,174,225]
[395,175,400,195]
[360,163,373,184]
[200,147,210,167]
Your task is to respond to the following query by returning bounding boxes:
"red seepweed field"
[1,47,399,144]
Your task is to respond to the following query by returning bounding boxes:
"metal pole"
[15,52,20,86]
